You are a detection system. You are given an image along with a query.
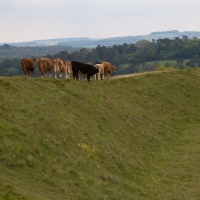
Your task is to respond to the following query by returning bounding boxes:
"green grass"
[120,60,189,72]
[1,69,200,199]
[146,59,190,66]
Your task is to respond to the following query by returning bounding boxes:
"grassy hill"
[1,70,200,200]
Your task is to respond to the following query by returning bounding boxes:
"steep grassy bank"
[0,70,200,200]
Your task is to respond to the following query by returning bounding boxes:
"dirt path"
[111,70,174,79]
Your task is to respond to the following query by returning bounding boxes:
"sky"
[1,0,200,43]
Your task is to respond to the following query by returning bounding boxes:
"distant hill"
[2,30,200,48]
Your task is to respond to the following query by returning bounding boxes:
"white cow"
[94,63,104,80]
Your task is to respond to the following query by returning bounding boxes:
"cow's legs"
[78,73,81,80]
[87,74,90,82]
[106,73,109,79]
[54,71,57,78]
[97,73,100,80]
[73,73,78,80]
[47,71,51,78]
[76,73,79,80]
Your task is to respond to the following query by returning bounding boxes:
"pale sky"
[0,0,200,43]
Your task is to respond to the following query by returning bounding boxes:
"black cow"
[71,61,99,81]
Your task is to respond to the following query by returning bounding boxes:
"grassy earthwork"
[0,69,200,199]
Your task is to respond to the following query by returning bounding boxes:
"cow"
[77,62,92,80]
[63,61,73,79]
[21,57,35,76]
[102,62,116,79]
[53,58,65,78]
[38,58,54,78]
[71,61,99,81]
[94,63,104,80]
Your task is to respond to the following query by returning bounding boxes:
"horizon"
[1,30,200,44]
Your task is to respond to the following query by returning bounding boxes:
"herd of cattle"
[21,57,116,81]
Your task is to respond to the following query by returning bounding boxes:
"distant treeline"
[0,44,76,60]
[1,36,200,77]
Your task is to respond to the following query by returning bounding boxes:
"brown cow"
[94,63,104,80]
[102,62,116,79]
[21,57,35,76]
[38,58,54,77]
[63,61,73,79]
[53,58,65,78]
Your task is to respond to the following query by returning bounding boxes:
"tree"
[135,40,150,54]
[144,48,156,61]
[182,35,188,42]
[192,37,198,41]
[186,55,200,68]
[2,44,11,49]
[118,43,128,54]
[176,57,185,69]
[95,45,107,60]
[128,44,137,53]
[79,48,89,62]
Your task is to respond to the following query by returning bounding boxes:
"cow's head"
[93,67,99,75]
[112,65,116,72]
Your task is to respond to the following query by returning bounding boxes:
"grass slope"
[146,59,190,66]
[1,70,200,200]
